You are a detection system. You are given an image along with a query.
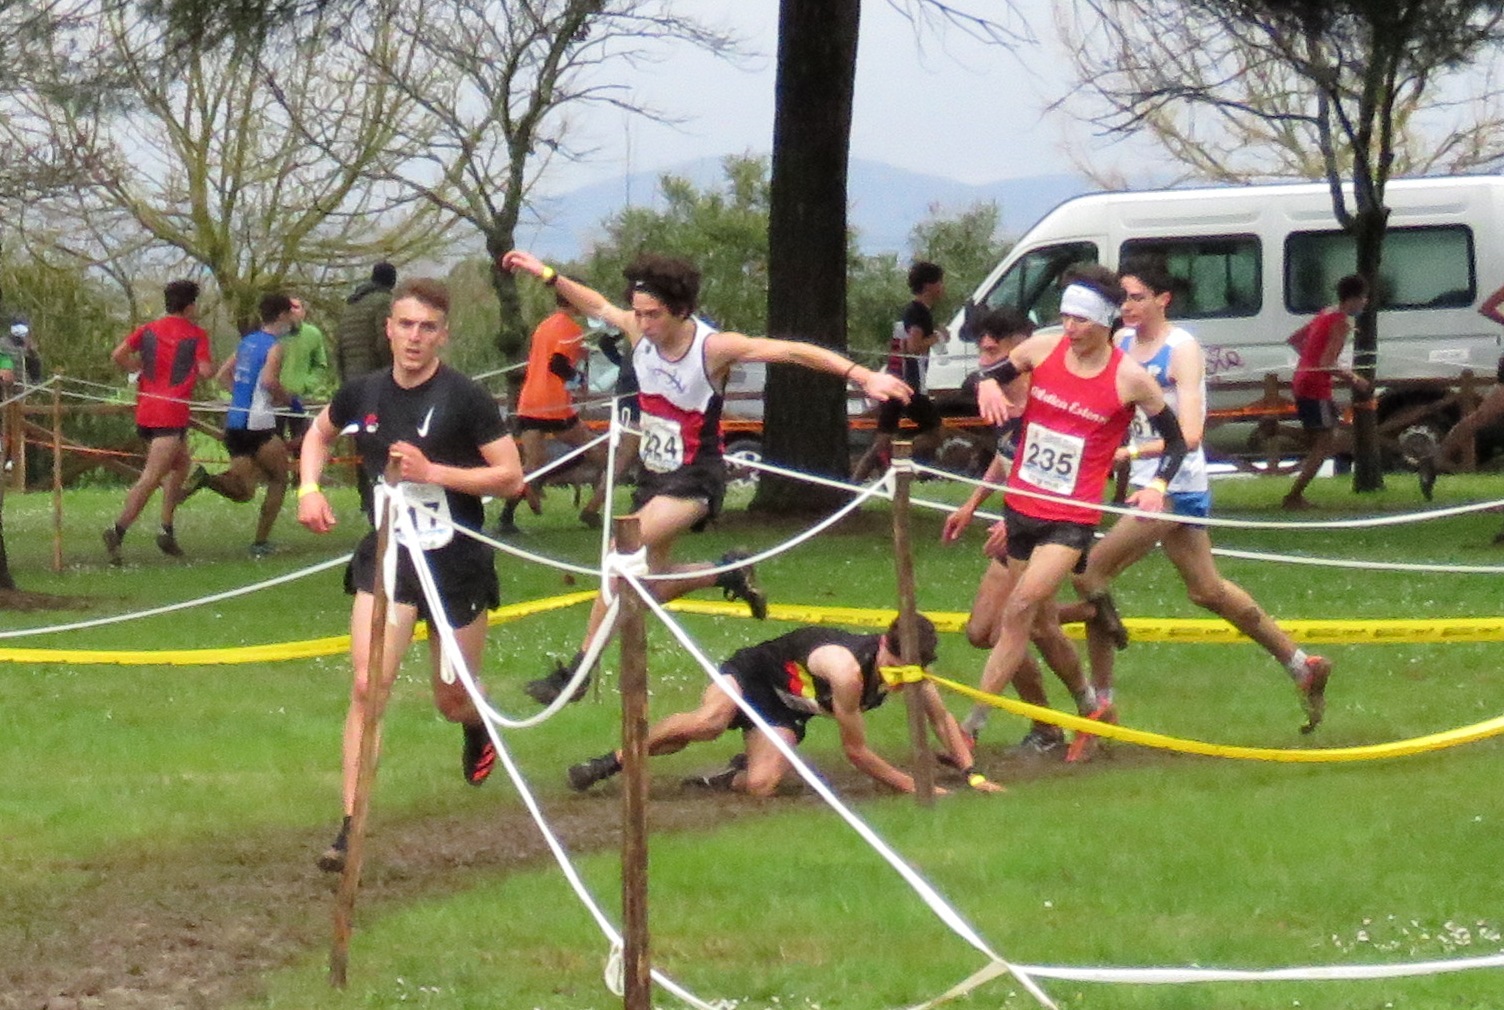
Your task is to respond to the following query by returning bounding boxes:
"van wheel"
[724,439,762,492]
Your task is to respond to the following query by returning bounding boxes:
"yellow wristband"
[539,265,558,286]
[1127,444,1141,460]
[1148,477,1169,494]
[297,483,322,499]
[967,773,988,789]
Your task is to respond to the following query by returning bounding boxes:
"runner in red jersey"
[958,265,1188,749]
[101,280,214,564]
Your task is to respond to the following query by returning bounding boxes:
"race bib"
[394,481,454,550]
[1129,408,1152,444]
[1017,423,1084,496]
[639,413,685,474]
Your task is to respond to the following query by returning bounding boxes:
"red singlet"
[1005,336,1134,525]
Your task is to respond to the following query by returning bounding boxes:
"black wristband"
[975,357,1021,387]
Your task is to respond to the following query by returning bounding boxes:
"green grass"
[3,472,1504,1009]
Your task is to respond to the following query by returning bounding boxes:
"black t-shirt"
[886,300,935,388]
[727,627,886,717]
[329,364,507,532]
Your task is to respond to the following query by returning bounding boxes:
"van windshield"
[974,241,1099,336]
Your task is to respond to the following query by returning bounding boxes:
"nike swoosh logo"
[416,406,434,438]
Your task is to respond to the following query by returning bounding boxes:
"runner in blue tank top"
[1067,261,1333,761]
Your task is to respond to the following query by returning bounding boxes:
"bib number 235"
[1018,425,1083,496]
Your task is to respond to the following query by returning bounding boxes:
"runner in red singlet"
[957,265,1189,749]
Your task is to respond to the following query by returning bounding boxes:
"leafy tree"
[350,0,739,362]
[2,0,447,332]
[1061,0,1504,491]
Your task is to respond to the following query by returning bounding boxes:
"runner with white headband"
[957,264,1189,753]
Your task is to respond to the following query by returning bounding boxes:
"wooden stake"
[615,516,652,1010]
[330,458,403,988]
[51,376,63,573]
[889,442,935,806]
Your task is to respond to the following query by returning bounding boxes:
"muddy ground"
[0,747,1115,1010]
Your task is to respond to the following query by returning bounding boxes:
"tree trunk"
[487,230,527,364]
[1350,205,1388,493]
[750,0,861,515]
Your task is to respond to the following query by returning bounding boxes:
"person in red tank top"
[958,265,1189,750]
[1283,274,1371,510]
[101,279,214,565]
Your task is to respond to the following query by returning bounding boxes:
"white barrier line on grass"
[1015,951,1504,984]
[386,499,721,1010]
[899,492,1504,576]
[0,553,352,640]
[622,570,1059,1010]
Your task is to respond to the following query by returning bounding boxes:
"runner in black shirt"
[297,278,524,872]
[565,615,1002,796]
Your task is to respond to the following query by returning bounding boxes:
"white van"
[928,175,1504,448]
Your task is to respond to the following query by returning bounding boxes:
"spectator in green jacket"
[334,262,396,382]
[278,296,332,446]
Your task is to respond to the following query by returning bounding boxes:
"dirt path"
[3,748,1108,1010]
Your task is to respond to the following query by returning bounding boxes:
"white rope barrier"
[909,460,1504,531]
[385,493,722,1010]
[621,569,1060,1010]
[0,553,353,640]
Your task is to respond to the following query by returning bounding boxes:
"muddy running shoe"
[936,726,978,770]
[1296,655,1332,735]
[682,752,748,791]
[102,526,124,566]
[524,656,590,706]
[567,751,622,792]
[715,551,767,620]
[1086,590,1129,651]
[247,541,276,558]
[1017,724,1066,757]
[155,527,185,558]
[579,508,602,530]
[178,464,209,504]
[1417,456,1437,502]
[316,821,350,873]
[462,723,496,786]
[1065,700,1119,764]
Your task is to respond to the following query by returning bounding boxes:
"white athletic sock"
[1072,685,1098,715]
[961,707,989,735]
[1286,649,1310,680]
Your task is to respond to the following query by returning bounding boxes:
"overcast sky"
[543,0,1096,193]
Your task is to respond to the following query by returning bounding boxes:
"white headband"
[1059,284,1117,328]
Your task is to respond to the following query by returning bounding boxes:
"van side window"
[1285,225,1476,313]
[1118,235,1262,319]
[979,241,1099,334]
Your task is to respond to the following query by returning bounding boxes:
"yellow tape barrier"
[6,589,1503,763]
[664,600,1504,644]
[0,591,598,666]
[8,592,1504,665]
[926,671,1504,762]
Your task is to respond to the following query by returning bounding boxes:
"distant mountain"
[511,156,1094,262]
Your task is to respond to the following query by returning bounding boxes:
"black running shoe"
[177,464,208,504]
[462,723,496,785]
[101,526,123,566]
[1086,590,1129,651]
[1417,455,1437,502]
[1017,725,1066,757]
[716,551,767,619]
[523,657,590,706]
[567,751,622,792]
[316,824,349,873]
[155,528,185,558]
[682,752,747,791]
